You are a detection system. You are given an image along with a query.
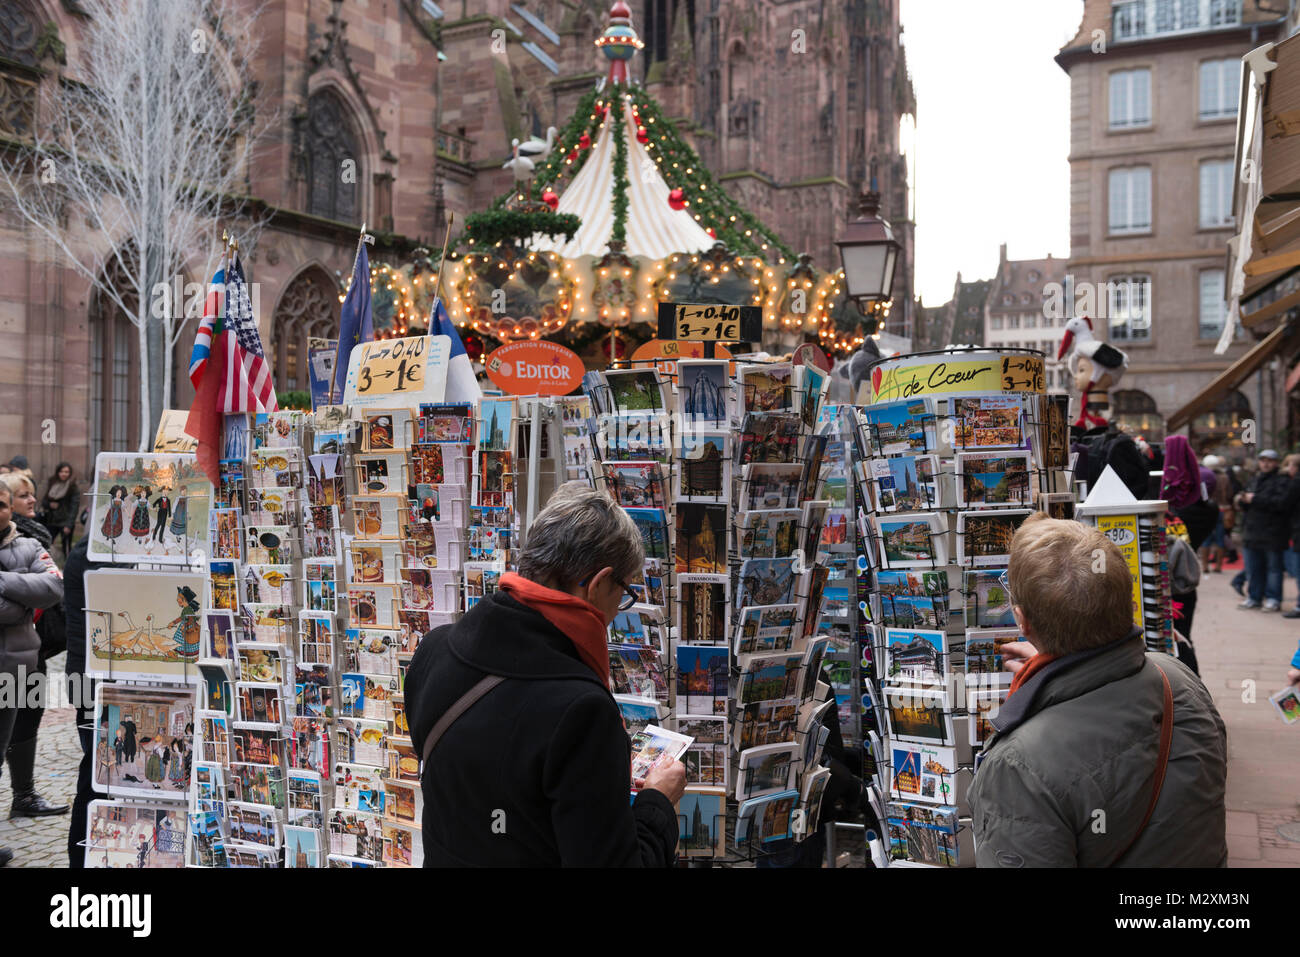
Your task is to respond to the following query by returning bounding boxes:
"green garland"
[461,209,581,249]
[611,94,629,245]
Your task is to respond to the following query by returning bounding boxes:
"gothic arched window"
[272,267,340,393]
[0,0,42,137]
[305,90,361,223]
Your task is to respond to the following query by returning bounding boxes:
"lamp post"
[835,168,901,337]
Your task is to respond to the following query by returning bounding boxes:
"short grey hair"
[0,473,34,497]
[519,481,644,590]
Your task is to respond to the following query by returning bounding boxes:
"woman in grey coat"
[0,483,65,867]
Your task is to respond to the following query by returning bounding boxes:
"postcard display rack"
[850,348,1072,868]
[583,357,839,860]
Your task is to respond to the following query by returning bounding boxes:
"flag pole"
[430,210,455,338]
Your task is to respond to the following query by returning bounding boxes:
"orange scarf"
[1007,652,1058,698]
[499,572,610,686]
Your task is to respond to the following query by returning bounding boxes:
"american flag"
[219,257,278,413]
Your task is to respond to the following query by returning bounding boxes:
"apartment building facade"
[983,245,1072,392]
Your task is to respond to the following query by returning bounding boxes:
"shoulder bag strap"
[1111,661,1174,866]
[419,674,506,766]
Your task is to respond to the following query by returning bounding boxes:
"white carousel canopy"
[530,96,715,260]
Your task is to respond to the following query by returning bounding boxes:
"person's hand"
[1001,640,1039,675]
[1288,667,1300,688]
[62,527,70,535]
[1244,492,1255,504]
[642,758,686,806]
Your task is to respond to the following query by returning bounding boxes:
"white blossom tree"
[0,0,271,448]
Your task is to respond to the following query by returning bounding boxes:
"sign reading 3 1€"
[343,335,450,408]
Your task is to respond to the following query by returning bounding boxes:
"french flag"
[430,296,481,403]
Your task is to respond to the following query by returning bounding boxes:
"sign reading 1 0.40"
[343,334,451,408]
[657,301,762,344]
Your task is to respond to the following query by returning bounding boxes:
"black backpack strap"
[419,674,506,766]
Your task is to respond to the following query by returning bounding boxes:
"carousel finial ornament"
[596,0,644,85]
[1057,315,1129,430]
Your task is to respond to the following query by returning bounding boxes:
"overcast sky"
[901,0,1084,305]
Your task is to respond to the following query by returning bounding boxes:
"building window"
[1109,167,1152,234]
[305,90,361,223]
[1114,1,1147,40]
[1199,269,1227,338]
[1115,0,1238,41]
[1007,315,1020,329]
[991,316,1003,330]
[1112,389,1163,441]
[1024,313,1037,329]
[1208,0,1240,27]
[271,267,340,393]
[1199,159,1233,228]
[1109,68,1152,129]
[1199,58,1239,120]
[1108,275,1152,340]
[89,269,141,458]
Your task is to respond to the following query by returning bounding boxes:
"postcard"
[383,820,423,868]
[286,770,323,828]
[601,460,667,510]
[89,452,212,563]
[603,368,669,414]
[734,697,797,750]
[1270,686,1300,725]
[741,462,803,510]
[1040,492,1076,521]
[798,765,833,840]
[91,684,195,799]
[801,500,831,560]
[874,512,949,570]
[675,575,729,646]
[610,644,669,701]
[880,593,946,630]
[890,743,958,805]
[676,715,729,789]
[625,507,669,560]
[241,602,293,644]
[676,644,730,716]
[614,695,666,737]
[347,583,401,628]
[1038,393,1071,470]
[242,524,293,565]
[736,412,801,466]
[963,568,1015,628]
[737,509,801,560]
[861,398,935,456]
[735,789,800,845]
[85,801,188,869]
[734,604,798,656]
[350,540,403,586]
[384,779,423,828]
[229,761,283,806]
[738,652,804,706]
[203,610,237,664]
[877,455,941,512]
[630,560,668,607]
[798,364,828,430]
[885,801,959,866]
[343,627,400,674]
[736,557,797,609]
[328,806,385,863]
[674,502,728,574]
[289,718,330,775]
[236,643,283,684]
[85,569,207,683]
[197,710,231,765]
[956,510,1031,566]
[677,359,730,424]
[235,682,283,727]
[245,486,294,525]
[884,685,955,747]
[298,613,335,665]
[952,395,1024,450]
[678,787,728,858]
[965,627,1022,682]
[739,362,794,415]
[336,717,389,767]
[242,564,294,606]
[230,724,282,768]
[677,431,731,502]
[956,451,1032,508]
[968,688,1009,746]
[208,507,242,561]
[883,628,947,687]
[628,724,694,786]
[736,741,798,800]
[478,450,515,506]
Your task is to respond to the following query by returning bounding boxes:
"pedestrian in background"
[0,473,69,819]
[0,482,64,867]
[1235,449,1291,611]
[1161,435,1217,551]
[40,462,79,560]
[1201,455,1232,572]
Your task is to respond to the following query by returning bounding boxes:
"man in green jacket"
[969,513,1227,867]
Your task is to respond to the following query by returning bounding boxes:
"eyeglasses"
[997,569,1014,608]
[579,576,640,611]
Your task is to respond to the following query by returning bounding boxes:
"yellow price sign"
[657,301,761,343]
[343,335,450,408]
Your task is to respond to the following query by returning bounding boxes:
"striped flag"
[218,257,278,414]
[332,242,373,402]
[188,257,227,389]
[430,296,481,403]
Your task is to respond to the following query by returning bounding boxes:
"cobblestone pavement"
[0,654,80,868]
[3,572,1299,868]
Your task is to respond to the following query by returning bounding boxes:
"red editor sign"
[485,340,585,396]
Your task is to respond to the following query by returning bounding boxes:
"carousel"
[362,1,884,367]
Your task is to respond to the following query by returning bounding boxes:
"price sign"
[343,335,450,409]
[657,301,762,344]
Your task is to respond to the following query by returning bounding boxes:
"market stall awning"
[1167,321,1298,431]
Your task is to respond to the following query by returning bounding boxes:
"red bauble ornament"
[706,227,717,239]
[541,189,559,210]
[636,126,649,145]
[578,133,591,150]
[667,188,686,211]
[566,149,578,162]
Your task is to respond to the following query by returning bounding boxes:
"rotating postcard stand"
[854,347,1061,868]
[1074,465,1174,655]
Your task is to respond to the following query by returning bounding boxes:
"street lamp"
[835,177,901,335]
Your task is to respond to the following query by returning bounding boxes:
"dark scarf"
[15,514,52,547]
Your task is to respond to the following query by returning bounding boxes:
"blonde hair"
[1284,454,1300,472]
[0,472,35,497]
[1007,513,1135,656]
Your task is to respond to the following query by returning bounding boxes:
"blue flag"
[430,295,482,403]
[333,243,373,401]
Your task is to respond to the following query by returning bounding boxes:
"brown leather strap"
[419,675,505,766]
[1111,661,1174,866]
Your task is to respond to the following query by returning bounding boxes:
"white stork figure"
[502,139,535,183]
[516,126,557,165]
[1056,316,1129,429]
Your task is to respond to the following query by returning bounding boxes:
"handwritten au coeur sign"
[863,352,1046,404]
[485,340,585,396]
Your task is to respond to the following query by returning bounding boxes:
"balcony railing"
[436,128,473,164]
[1112,0,1243,43]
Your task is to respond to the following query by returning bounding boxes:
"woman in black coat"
[406,484,683,866]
